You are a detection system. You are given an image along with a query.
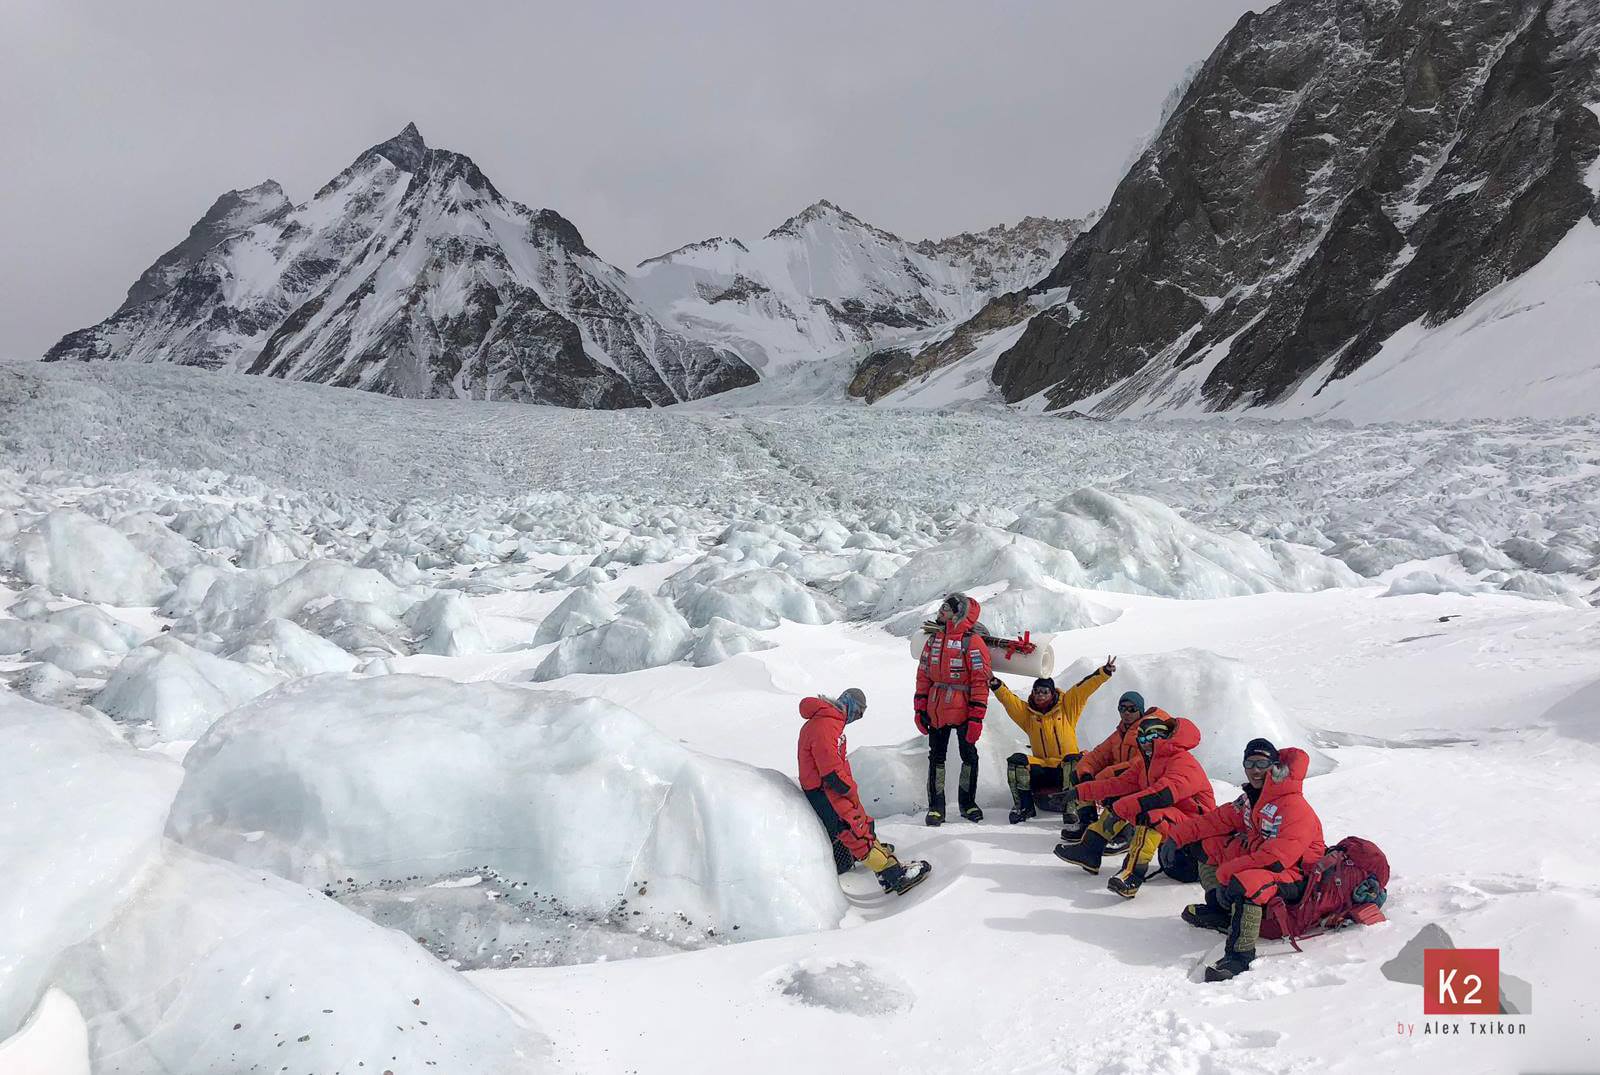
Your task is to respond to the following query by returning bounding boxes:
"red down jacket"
[1163,747,1325,890]
[798,696,874,859]
[1074,713,1216,827]
[914,597,991,731]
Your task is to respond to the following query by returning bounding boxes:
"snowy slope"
[3,365,1598,1071]
[630,204,1078,375]
[45,124,758,408]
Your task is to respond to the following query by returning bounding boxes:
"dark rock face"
[992,0,1600,413]
[848,291,1033,402]
[45,124,755,409]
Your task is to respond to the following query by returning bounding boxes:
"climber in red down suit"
[915,592,992,826]
[798,688,931,895]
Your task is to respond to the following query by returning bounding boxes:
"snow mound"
[167,675,847,941]
[771,959,915,1015]
[95,636,284,742]
[31,637,116,677]
[38,605,146,653]
[240,559,416,630]
[0,617,82,657]
[224,617,361,676]
[1009,489,1360,599]
[977,581,1122,636]
[1538,676,1600,744]
[672,566,842,630]
[9,510,172,605]
[874,523,1085,616]
[690,617,779,667]
[1058,649,1334,778]
[531,589,694,680]
[1383,571,1477,597]
[110,511,211,571]
[0,693,181,1039]
[531,584,621,646]
[12,660,78,704]
[53,847,549,1074]
[407,591,491,656]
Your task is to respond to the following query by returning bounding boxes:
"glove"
[1112,796,1140,823]
[963,719,983,745]
[988,676,1001,691]
[914,710,930,735]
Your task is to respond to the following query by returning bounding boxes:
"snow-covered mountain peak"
[116,180,292,313]
[637,236,750,269]
[47,127,756,407]
[361,121,429,173]
[764,199,897,243]
[632,203,1081,374]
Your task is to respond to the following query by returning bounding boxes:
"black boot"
[926,755,946,827]
[1054,830,1108,874]
[1107,827,1156,899]
[956,748,980,823]
[1006,754,1036,824]
[1204,950,1256,982]
[1205,899,1262,982]
[1181,889,1230,932]
[877,859,933,895]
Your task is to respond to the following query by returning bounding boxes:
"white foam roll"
[907,630,1055,679]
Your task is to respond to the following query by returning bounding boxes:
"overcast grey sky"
[0,0,1265,358]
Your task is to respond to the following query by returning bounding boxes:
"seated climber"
[797,688,931,895]
[1056,689,1149,846]
[990,656,1117,824]
[1157,738,1325,981]
[1055,711,1215,899]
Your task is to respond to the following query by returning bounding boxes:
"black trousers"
[927,722,979,812]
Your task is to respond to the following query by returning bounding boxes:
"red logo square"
[1423,948,1499,1015]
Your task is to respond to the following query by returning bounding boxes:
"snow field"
[1,367,1597,1071]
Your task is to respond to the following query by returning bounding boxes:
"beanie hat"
[1118,690,1146,716]
[1243,737,1279,764]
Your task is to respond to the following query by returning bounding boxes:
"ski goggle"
[1243,758,1273,771]
[1136,728,1169,745]
[1353,877,1385,905]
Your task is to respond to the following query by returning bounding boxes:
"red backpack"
[1261,836,1390,947]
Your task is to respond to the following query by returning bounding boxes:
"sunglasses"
[1118,704,1140,713]
[1243,758,1273,771]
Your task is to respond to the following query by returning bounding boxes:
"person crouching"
[1055,711,1216,899]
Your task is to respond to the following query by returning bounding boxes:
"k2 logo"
[1423,948,1499,1014]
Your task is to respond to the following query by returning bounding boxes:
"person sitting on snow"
[991,657,1117,824]
[1055,711,1215,899]
[1057,689,1148,844]
[1156,738,1325,981]
[914,592,991,826]
[798,688,931,895]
